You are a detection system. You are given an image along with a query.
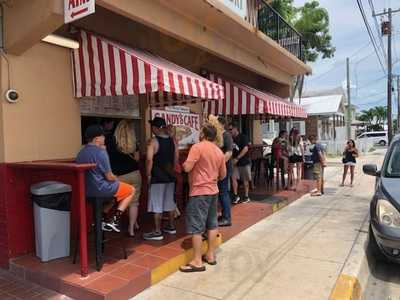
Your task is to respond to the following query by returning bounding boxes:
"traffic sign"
[64,0,95,24]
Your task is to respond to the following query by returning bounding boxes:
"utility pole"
[374,8,400,143]
[388,8,393,143]
[346,58,351,140]
[397,75,400,132]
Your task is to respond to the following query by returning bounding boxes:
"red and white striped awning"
[72,31,224,105]
[203,74,307,118]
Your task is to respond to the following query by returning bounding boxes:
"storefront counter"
[6,161,96,277]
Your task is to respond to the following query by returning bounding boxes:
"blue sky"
[293,0,400,112]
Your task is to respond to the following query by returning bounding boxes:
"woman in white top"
[288,128,304,188]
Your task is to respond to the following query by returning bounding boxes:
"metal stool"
[72,197,127,271]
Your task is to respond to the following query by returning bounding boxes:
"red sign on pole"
[64,0,95,24]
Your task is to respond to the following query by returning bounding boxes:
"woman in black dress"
[340,139,358,187]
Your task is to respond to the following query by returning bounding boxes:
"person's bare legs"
[232,177,238,196]
[117,193,134,212]
[128,205,139,236]
[154,213,162,233]
[288,163,294,188]
[188,234,204,267]
[296,162,302,183]
[205,229,218,262]
[243,180,249,198]
[350,166,355,186]
[341,165,349,186]
[168,210,175,228]
[316,178,322,194]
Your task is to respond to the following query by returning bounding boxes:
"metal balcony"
[249,0,305,61]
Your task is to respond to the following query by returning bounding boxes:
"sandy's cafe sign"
[151,107,200,149]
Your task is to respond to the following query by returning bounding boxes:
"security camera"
[5,89,19,103]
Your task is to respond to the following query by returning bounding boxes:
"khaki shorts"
[118,170,142,207]
[313,163,322,180]
[232,164,252,182]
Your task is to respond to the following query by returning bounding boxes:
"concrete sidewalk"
[132,151,384,300]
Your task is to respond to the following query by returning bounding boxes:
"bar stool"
[72,197,127,271]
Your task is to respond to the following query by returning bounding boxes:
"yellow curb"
[329,274,361,300]
[151,234,223,285]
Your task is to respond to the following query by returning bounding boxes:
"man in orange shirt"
[180,124,227,272]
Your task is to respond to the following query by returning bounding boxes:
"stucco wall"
[0,42,81,163]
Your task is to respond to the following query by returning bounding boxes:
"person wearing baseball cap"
[143,117,178,241]
[76,124,135,233]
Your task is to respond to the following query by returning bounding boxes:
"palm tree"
[358,109,374,126]
[373,106,387,127]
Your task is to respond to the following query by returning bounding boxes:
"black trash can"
[303,156,314,180]
[31,181,72,262]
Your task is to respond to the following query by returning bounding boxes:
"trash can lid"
[31,181,72,196]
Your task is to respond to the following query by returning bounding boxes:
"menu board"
[80,95,140,119]
[151,108,200,149]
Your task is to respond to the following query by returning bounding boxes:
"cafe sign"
[65,0,95,24]
[151,108,200,149]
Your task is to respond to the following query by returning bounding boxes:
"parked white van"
[357,131,388,146]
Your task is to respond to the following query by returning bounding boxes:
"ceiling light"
[42,34,79,49]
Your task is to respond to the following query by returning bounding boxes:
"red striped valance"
[203,73,307,118]
[72,31,224,105]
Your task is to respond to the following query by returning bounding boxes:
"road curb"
[329,220,372,300]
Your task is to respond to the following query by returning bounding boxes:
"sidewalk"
[133,152,384,300]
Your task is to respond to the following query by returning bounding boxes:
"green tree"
[358,109,374,126]
[372,106,387,126]
[271,0,335,62]
[357,106,387,131]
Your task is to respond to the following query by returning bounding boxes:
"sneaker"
[143,231,164,241]
[102,221,113,232]
[218,218,232,227]
[241,196,250,204]
[103,215,121,233]
[232,195,241,205]
[163,225,177,235]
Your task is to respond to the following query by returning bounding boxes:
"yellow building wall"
[0,42,81,163]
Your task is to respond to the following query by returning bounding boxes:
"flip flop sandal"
[202,256,217,265]
[179,264,206,273]
[311,192,322,197]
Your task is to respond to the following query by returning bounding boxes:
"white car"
[262,138,274,156]
[357,131,388,146]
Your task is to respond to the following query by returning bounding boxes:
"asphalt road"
[365,258,400,300]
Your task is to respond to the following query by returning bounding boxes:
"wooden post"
[139,94,150,154]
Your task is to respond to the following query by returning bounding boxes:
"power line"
[357,0,387,74]
[306,42,373,83]
[357,97,386,106]
[358,91,387,99]
[356,74,387,90]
